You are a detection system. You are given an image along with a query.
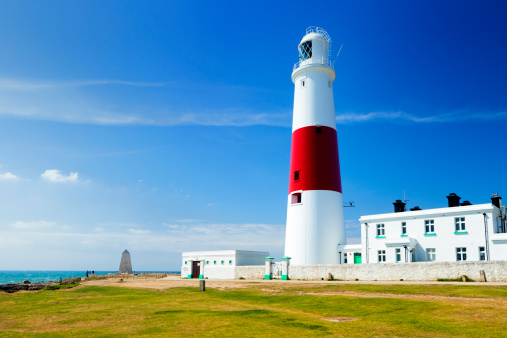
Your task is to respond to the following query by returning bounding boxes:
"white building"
[358,194,507,264]
[181,250,269,279]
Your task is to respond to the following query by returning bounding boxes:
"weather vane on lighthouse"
[284,27,345,265]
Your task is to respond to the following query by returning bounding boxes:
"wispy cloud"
[0,221,285,269]
[0,79,166,91]
[41,169,78,182]
[336,111,507,124]
[336,112,441,123]
[128,229,152,235]
[2,78,505,127]
[0,172,20,182]
[10,220,56,230]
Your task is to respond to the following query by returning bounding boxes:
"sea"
[0,271,181,285]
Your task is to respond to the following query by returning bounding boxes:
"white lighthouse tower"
[284,27,345,265]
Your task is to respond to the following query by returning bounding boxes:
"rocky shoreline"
[0,277,82,293]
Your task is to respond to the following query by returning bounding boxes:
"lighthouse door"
[192,261,200,279]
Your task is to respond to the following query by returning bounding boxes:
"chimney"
[491,194,502,209]
[393,200,406,213]
[446,193,461,207]
[460,201,472,206]
[410,206,422,211]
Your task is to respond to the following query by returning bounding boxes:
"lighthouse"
[284,27,345,265]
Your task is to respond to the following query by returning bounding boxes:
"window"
[425,219,435,233]
[206,261,209,264]
[184,261,187,265]
[395,248,401,263]
[455,217,466,232]
[229,260,232,265]
[214,261,216,265]
[299,41,312,60]
[376,224,385,237]
[328,79,332,88]
[479,247,485,261]
[301,79,306,87]
[291,192,302,204]
[378,250,386,262]
[426,248,436,261]
[293,170,300,181]
[315,126,322,134]
[401,222,407,235]
[456,247,467,261]
[221,260,224,265]
[343,253,348,264]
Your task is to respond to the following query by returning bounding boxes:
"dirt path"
[80,276,507,306]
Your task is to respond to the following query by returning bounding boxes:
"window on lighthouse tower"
[291,192,302,205]
[299,41,312,60]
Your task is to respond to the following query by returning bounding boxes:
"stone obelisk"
[119,249,133,274]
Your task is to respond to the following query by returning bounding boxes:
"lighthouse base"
[284,190,345,265]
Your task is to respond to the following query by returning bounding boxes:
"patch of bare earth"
[322,317,357,323]
[81,277,261,291]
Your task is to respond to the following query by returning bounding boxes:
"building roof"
[359,203,500,223]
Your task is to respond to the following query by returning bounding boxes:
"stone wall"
[289,260,507,282]
[234,266,265,280]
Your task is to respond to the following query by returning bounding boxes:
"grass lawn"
[1,282,506,337]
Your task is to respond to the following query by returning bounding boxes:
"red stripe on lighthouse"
[288,125,342,194]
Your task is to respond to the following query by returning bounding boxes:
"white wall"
[181,250,269,279]
[234,266,265,280]
[289,261,507,282]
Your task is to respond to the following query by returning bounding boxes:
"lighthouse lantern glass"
[299,41,312,60]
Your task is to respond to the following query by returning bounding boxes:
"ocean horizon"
[0,270,181,285]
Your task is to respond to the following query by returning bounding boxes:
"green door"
[354,253,362,264]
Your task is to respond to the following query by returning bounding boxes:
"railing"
[293,57,334,71]
[293,26,334,71]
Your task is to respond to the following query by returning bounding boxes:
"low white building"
[359,194,507,264]
[181,250,269,279]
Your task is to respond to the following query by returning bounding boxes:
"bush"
[45,283,79,290]
[239,277,245,280]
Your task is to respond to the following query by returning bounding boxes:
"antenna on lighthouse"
[333,44,344,65]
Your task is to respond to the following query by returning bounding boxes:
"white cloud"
[10,220,56,229]
[128,229,152,235]
[0,221,285,269]
[336,111,507,124]
[0,172,20,182]
[41,169,78,182]
[0,79,165,91]
[336,111,441,124]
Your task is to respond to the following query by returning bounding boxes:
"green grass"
[0,283,506,337]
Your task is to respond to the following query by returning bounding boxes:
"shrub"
[45,283,79,291]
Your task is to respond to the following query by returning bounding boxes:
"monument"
[119,249,133,274]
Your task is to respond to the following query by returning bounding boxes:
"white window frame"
[376,224,385,237]
[395,248,401,263]
[426,248,436,261]
[424,219,435,233]
[378,250,386,262]
[290,191,303,205]
[455,217,466,232]
[479,247,485,261]
[401,222,407,235]
[456,247,467,261]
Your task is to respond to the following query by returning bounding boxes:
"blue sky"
[0,1,506,270]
